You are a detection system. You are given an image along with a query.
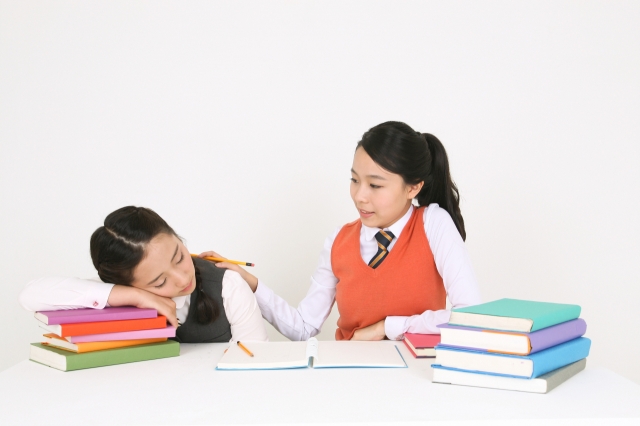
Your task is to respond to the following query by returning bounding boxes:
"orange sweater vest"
[331,206,446,340]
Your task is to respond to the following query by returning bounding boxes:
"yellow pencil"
[190,254,254,267]
[237,341,254,357]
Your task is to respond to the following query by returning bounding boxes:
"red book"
[37,316,168,337]
[403,333,441,358]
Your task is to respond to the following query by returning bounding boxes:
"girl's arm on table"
[19,276,179,327]
[19,277,114,312]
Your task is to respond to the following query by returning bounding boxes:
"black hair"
[356,121,466,241]
[89,206,220,324]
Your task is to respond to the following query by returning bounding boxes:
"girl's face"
[130,233,196,298]
[350,147,423,229]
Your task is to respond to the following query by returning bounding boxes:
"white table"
[1,341,639,425]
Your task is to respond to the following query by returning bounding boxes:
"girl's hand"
[197,251,259,293]
[108,285,178,328]
[351,319,386,341]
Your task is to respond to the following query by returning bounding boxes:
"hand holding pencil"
[193,251,259,293]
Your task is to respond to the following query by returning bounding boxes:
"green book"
[449,299,581,332]
[29,340,180,371]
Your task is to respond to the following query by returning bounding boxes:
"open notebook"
[216,338,407,370]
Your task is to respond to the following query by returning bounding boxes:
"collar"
[173,295,188,309]
[362,204,414,242]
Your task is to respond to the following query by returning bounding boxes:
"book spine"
[43,310,157,325]
[402,339,418,358]
[60,316,167,337]
[528,319,587,354]
[67,341,180,370]
[67,326,176,343]
[529,337,591,378]
[75,338,167,353]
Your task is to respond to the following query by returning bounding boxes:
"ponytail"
[417,133,465,241]
[192,260,220,324]
[356,122,466,241]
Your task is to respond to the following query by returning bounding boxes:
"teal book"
[29,340,180,371]
[449,299,581,332]
[434,337,591,378]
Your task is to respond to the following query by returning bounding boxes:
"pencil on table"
[190,253,255,267]
[237,341,254,357]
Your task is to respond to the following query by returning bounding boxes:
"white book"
[216,338,407,370]
[431,358,586,394]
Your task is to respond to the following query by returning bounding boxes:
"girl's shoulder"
[194,257,226,279]
[423,203,459,233]
[219,270,258,311]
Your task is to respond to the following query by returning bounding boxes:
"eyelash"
[351,178,381,189]
[154,252,185,288]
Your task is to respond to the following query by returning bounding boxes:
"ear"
[406,181,424,199]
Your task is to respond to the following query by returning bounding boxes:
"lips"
[359,209,374,218]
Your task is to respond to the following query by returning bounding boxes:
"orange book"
[38,315,167,337]
[42,333,167,353]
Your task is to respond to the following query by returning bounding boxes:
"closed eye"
[176,252,184,264]
[154,279,166,289]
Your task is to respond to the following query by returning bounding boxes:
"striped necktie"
[368,230,395,269]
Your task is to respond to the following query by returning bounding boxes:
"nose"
[170,268,191,290]
[353,184,368,204]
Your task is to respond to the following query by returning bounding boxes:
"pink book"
[34,307,157,325]
[403,333,441,358]
[65,326,176,343]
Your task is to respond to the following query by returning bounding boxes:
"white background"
[1,1,639,384]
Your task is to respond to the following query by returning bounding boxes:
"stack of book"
[29,307,180,371]
[431,298,591,393]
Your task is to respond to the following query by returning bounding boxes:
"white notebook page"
[216,341,309,370]
[313,341,406,368]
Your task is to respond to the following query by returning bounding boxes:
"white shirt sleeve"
[18,277,115,312]
[254,227,340,341]
[384,204,482,340]
[221,270,269,342]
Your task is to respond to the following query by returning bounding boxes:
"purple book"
[65,326,176,343]
[34,307,157,325]
[437,319,587,355]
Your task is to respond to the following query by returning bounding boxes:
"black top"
[173,257,232,343]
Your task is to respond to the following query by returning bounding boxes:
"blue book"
[433,337,591,379]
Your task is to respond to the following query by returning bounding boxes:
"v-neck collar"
[362,204,414,243]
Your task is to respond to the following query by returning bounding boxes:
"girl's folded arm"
[384,205,482,339]
[19,276,179,327]
[18,276,114,312]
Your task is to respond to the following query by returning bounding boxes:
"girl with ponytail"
[211,121,481,341]
[20,206,267,343]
